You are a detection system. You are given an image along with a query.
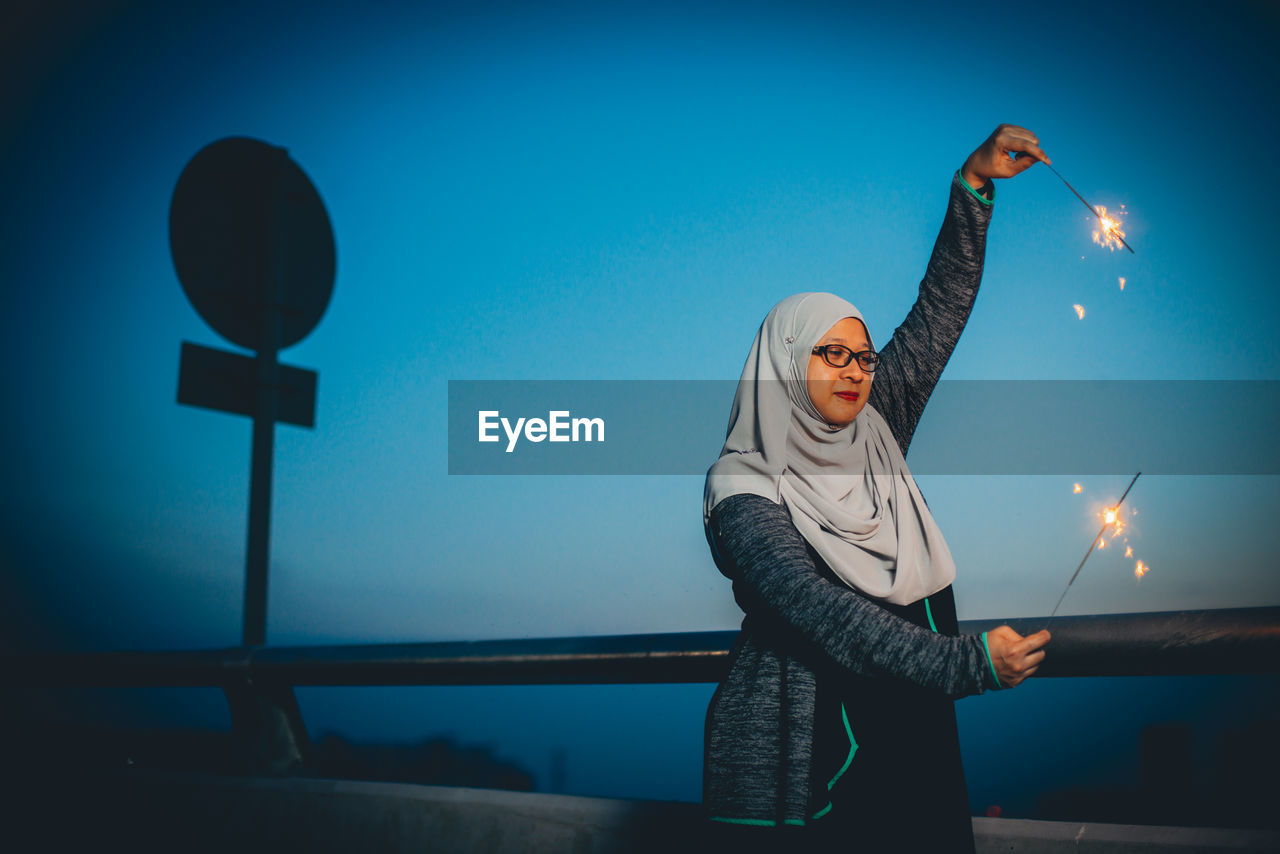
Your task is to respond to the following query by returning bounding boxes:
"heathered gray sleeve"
[869,173,993,454]
[710,493,1000,698]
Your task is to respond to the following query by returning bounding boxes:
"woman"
[702,125,1053,852]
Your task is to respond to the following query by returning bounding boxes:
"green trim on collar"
[955,169,994,206]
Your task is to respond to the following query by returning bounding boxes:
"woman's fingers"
[966,125,1050,183]
[997,123,1036,138]
[1009,142,1051,168]
[1014,629,1052,655]
[1021,142,1051,164]
[997,126,1039,149]
[988,626,1050,688]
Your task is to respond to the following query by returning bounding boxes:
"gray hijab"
[704,292,956,605]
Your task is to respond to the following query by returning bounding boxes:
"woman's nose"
[841,361,866,381]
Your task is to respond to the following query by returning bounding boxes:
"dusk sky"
[3,0,1277,809]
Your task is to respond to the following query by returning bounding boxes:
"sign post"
[170,137,335,647]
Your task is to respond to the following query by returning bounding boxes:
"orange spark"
[1073,304,1086,320]
[1099,538,1106,549]
[1119,277,1126,291]
[1073,483,1083,493]
[1134,560,1149,578]
[1092,204,1128,251]
[1125,545,1133,557]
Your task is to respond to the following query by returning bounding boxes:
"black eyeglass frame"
[811,344,880,372]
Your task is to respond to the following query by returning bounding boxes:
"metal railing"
[8,606,1279,775]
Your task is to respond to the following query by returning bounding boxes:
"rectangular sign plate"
[178,341,316,428]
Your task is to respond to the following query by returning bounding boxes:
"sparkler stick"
[1045,162,1136,254]
[1044,472,1142,626]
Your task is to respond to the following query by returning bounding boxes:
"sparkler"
[1092,205,1127,251]
[1045,162,1136,254]
[1045,472,1142,623]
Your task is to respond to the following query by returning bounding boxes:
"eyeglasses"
[811,344,879,372]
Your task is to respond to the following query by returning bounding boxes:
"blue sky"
[2,0,1277,806]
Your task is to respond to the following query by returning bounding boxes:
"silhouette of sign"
[171,137,335,647]
[170,136,335,351]
[178,342,317,427]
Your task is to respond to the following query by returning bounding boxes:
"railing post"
[223,678,311,776]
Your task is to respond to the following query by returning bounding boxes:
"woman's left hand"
[962,124,1050,189]
[984,625,1051,688]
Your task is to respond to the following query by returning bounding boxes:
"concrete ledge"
[972,816,1279,853]
[12,770,1280,853]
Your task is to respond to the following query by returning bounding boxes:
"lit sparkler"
[1046,472,1142,622]
[1105,504,1127,539]
[1092,205,1128,251]
[1045,163,1135,254]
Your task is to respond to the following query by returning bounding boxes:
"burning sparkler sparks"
[1118,277,1126,291]
[1045,163,1135,254]
[1092,205,1128,251]
[1073,304,1086,320]
[1046,472,1142,622]
[1073,483,1083,493]
[1134,560,1149,578]
[1102,504,1128,540]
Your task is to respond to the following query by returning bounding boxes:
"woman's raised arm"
[870,125,1048,454]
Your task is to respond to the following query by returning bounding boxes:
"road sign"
[171,137,335,647]
[177,341,316,428]
[170,136,335,352]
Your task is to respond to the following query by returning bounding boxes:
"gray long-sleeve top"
[711,493,999,699]
[703,172,1001,826]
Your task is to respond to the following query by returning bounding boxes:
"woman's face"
[806,316,873,428]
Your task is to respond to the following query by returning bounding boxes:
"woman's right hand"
[985,626,1051,688]
[961,124,1050,189]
